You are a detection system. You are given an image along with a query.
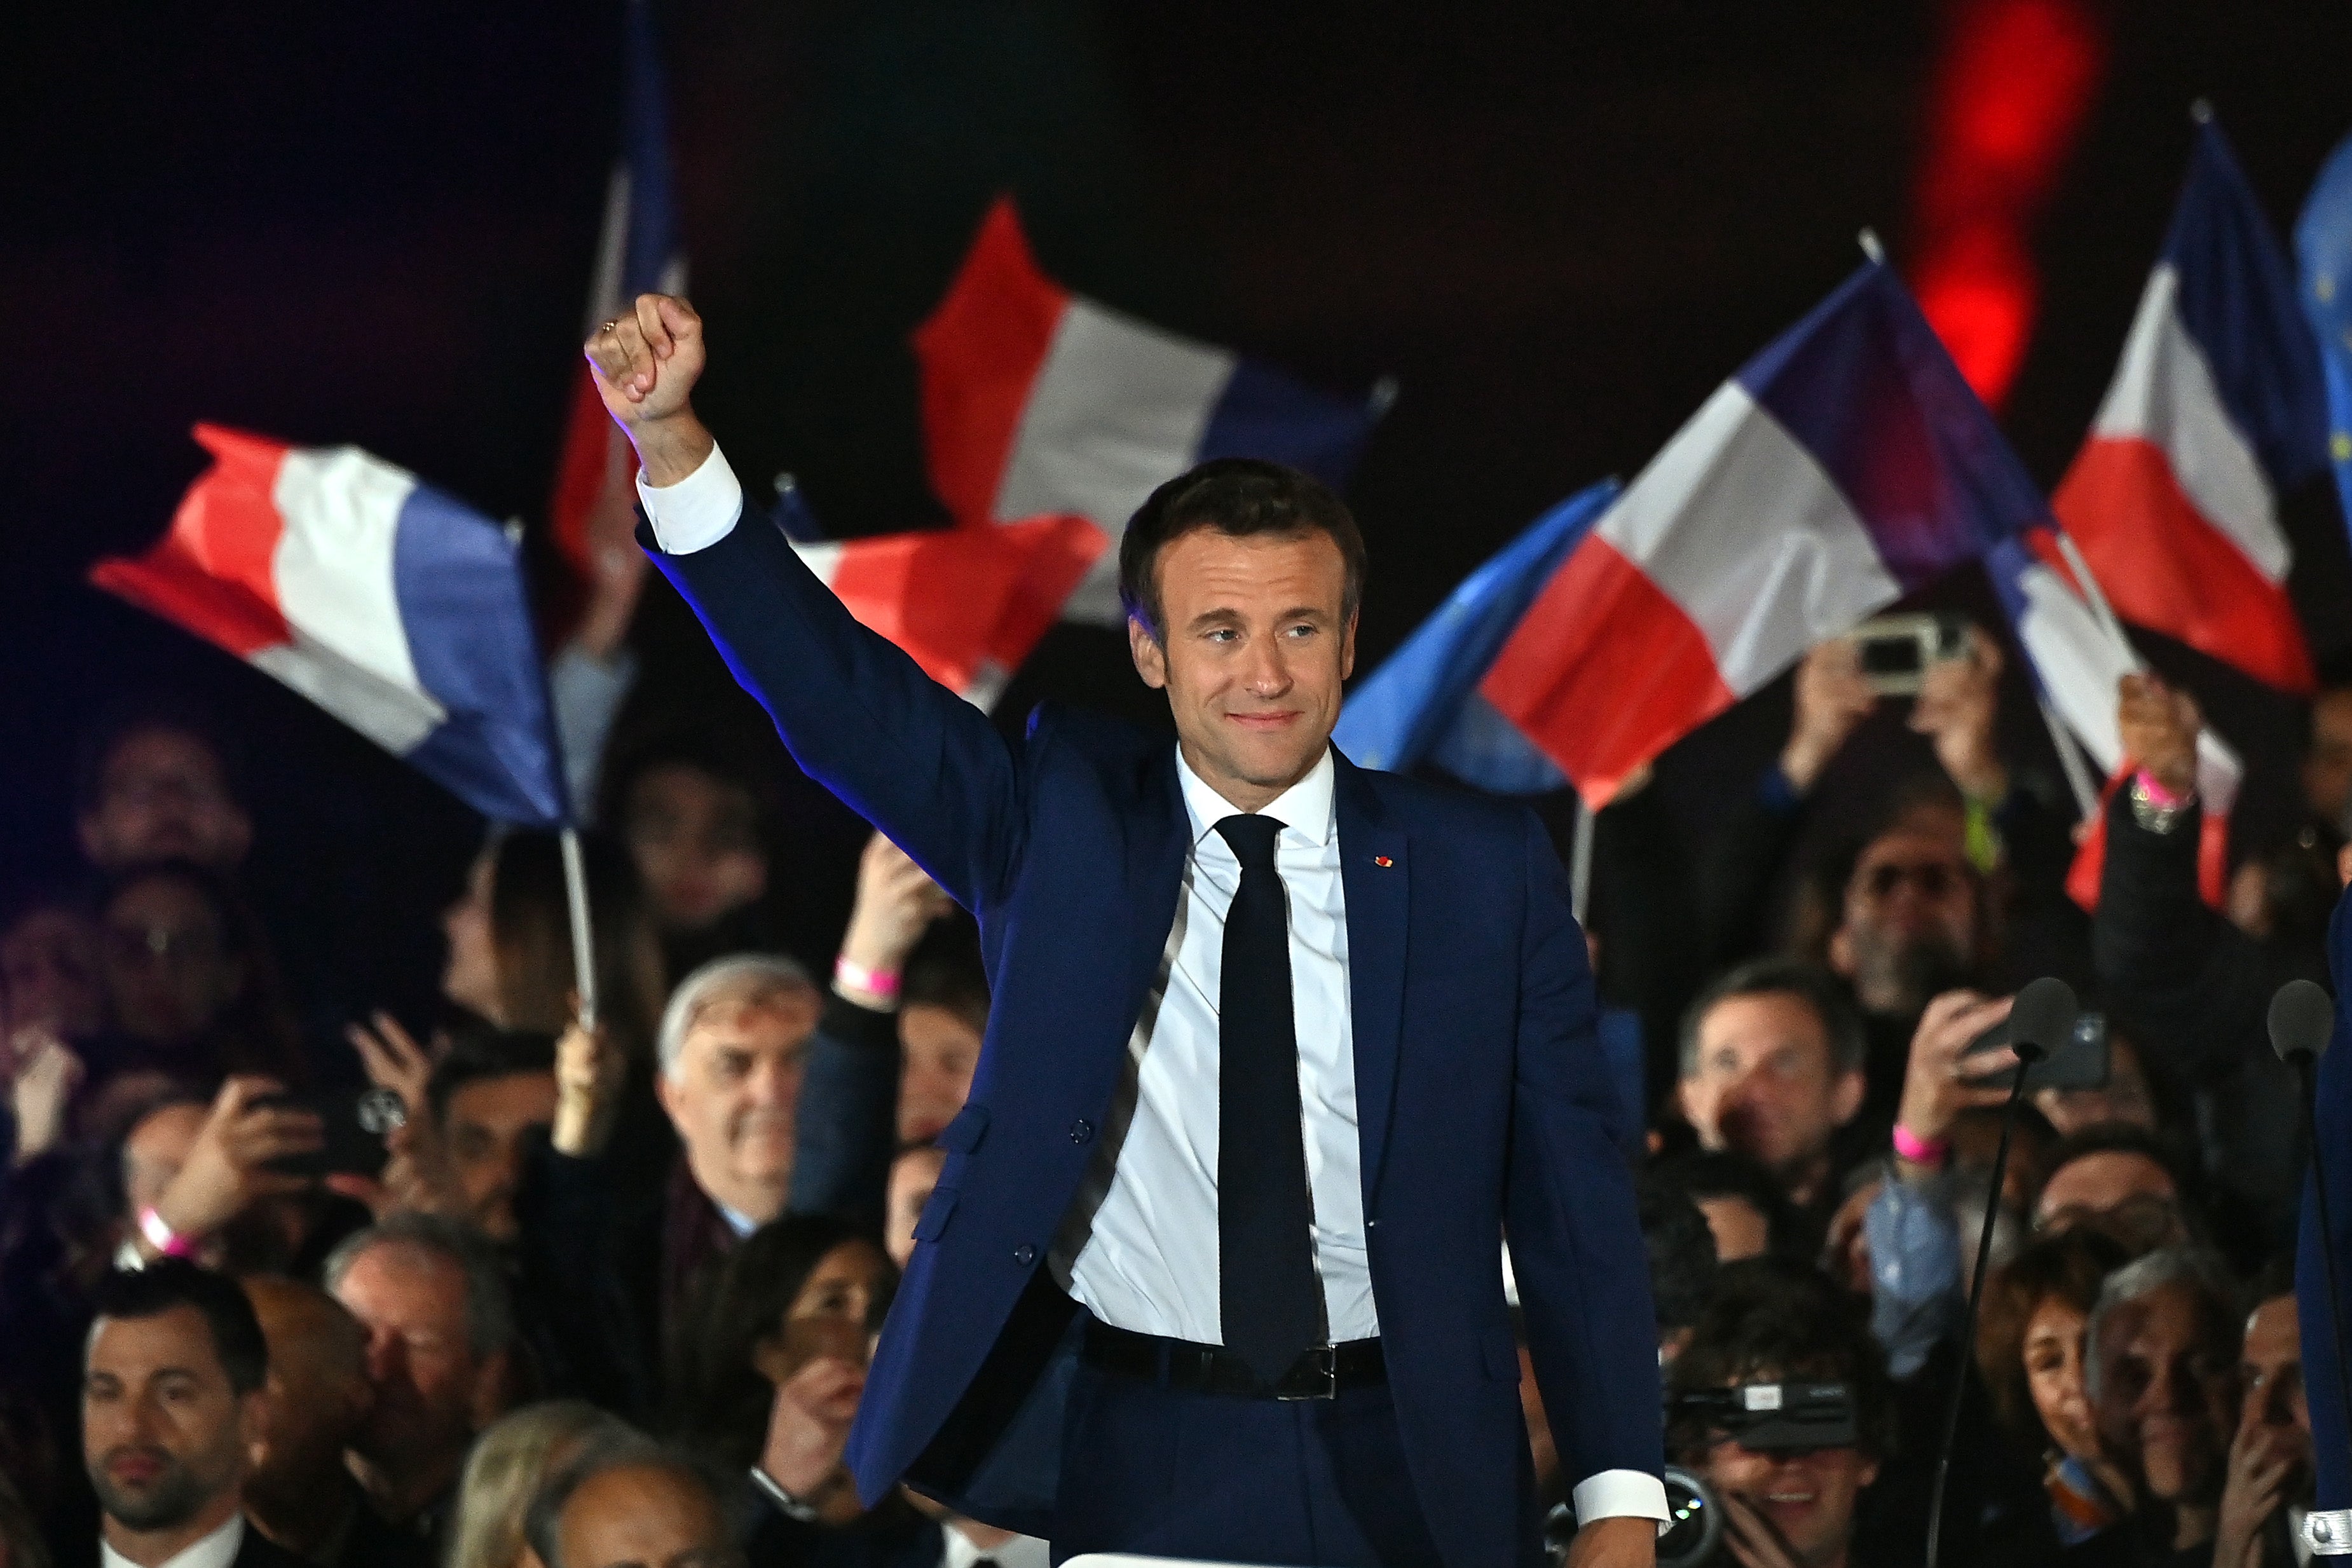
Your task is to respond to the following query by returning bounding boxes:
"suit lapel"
[1124,744,1192,1038]
[1334,753,1408,1207]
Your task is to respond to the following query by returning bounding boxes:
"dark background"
[6,1,2350,1039]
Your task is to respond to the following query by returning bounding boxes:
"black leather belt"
[1081,1319,1386,1401]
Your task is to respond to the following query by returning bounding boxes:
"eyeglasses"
[1856,860,1963,901]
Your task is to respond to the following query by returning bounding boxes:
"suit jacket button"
[1013,1244,1037,1267]
[1069,1119,1094,1145]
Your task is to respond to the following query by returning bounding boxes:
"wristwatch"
[2126,772,2196,836]
[2306,1510,2352,1555]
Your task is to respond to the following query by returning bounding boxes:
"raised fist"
[582,294,714,486]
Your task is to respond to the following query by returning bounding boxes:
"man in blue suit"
[584,293,1665,1567]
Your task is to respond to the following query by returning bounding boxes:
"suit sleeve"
[2301,890,2352,1508]
[640,487,1025,911]
[788,992,903,1229]
[1505,809,1667,1506]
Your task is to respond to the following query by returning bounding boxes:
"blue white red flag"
[2053,114,2328,693]
[2295,125,2352,551]
[1477,257,2040,806]
[914,198,1389,625]
[548,0,687,591]
[93,425,571,828]
[1332,481,1618,793]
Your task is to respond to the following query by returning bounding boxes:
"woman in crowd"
[1979,1228,2138,1549]
[600,728,787,981]
[669,1213,915,1546]
[448,1400,638,1568]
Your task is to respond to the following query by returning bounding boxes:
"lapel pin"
[1373,856,1394,868]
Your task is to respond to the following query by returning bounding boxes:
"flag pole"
[2050,529,2134,662]
[1569,799,1597,925]
[559,828,599,1032]
[2034,697,2102,821]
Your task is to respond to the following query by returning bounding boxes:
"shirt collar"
[1175,744,1336,849]
[102,1511,243,1568]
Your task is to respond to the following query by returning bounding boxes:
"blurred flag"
[2053,114,2328,693]
[92,425,570,827]
[547,0,685,603]
[2295,125,2352,543]
[1479,257,2042,806]
[1985,528,2236,908]
[790,515,1102,710]
[1332,480,1619,793]
[914,197,1389,625]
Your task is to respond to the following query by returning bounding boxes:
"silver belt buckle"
[2308,1509,2352,1555]
[1276,1344,1338,1401]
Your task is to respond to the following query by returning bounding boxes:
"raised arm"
[583,294,1024,907]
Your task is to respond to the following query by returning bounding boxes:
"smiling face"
[1128,528,1355,814]
[1703,1430,1877,1566]
[2092,1279,2238,1506]
[658,990,820,1225]
[2023,1295,2098,1461]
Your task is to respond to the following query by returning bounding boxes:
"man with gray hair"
[2085,1245,2243,1562]
[324,1213,516,1553]
[542,951,823,1410]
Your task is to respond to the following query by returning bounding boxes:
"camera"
[1550,1382,1857,1565]
[1850,612,1971,696]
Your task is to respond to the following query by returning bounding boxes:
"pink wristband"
[1892,1124,1950,1166]
[139,1206,201,1260]
[833,955,901,1000]
[2132,768,2190,810]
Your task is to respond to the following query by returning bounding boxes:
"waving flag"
[2295,126,2352,545]
[915,198,1389,625]
[547,0,686,596]
[1332,481,1619,793]
[2053,114,2328,693]
[93,426,570,827]
[789,515,1102,710]
[1479,257,2042,805]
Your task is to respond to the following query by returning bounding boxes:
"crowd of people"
[0,573,2345,1567]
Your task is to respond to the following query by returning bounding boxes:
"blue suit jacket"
[646,501,1664,1566]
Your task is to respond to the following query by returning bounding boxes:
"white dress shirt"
[1051,745,1375,1344]
[101,1511,243,1568]
[941,1522,1050,1568]
[639,444,1666,1527]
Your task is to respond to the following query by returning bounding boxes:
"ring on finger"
[599,319,619,335]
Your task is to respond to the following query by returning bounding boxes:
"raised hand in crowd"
[1714,1490,1811,1568]
[835,831,954,1012]
[2212,1393,2301,1568]
[584,293,711,484]
[1781,639,1878,793]
[7,1023,83,1165]
[138,1075,321,1259]
[551,1012,626,1158]
[327,1011,465,1220]
[2117,670,2202,798]
[754,1315,869,1525]
[1910,625,2007,804]
[1892,990,2016,1181]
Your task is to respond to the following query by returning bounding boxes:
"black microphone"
[1924,976,2075,1568]
[2271,978,2352,1510]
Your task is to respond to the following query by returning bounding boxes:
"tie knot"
[1214,814,1283,869]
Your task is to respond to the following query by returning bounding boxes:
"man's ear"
[1831,1067,1867,1128]
[654,1070,685,1135]
[1128,617,1168,691]
[238,1387,272,1471]
[1339,610,1358,682]
[1826,926,1856,979]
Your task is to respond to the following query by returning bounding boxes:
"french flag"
[92,425,571,828]
[1479,256,2043,805]
[1985,528,2238,908]
[913,198,1389,625]
[786,514,1102,711]
[2052,114,2330,693]
[547,0,685,604]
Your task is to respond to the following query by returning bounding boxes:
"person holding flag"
[584,290,1666,1566]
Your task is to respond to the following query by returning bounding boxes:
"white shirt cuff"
[634,441,744,554]
[1571,1469,1671,1529]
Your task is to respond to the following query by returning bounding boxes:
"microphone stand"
[1924,1039,2044,1568]
[2292,1048,2352,1485]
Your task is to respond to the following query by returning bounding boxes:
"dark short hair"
[323,1213,515,1360]
[595,725,777,848]
[427,1024,559,1124]
[88,1261,269,1395]
[2033,1122,2201,1228]
[74,692,245,817]
[1678,958,1866,1079]
[1669,1258,1894,1461]
[903,927,988,1037]
[1116,458,1367,639]
[1652,1150,1804,1262]
[1634,1171,1718,1333]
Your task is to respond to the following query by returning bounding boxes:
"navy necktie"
[1213,814,1323,1382]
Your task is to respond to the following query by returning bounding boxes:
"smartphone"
[1850,613,1971,697]
[1962,1009,2109,1092]
[262,1087,402,1180]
